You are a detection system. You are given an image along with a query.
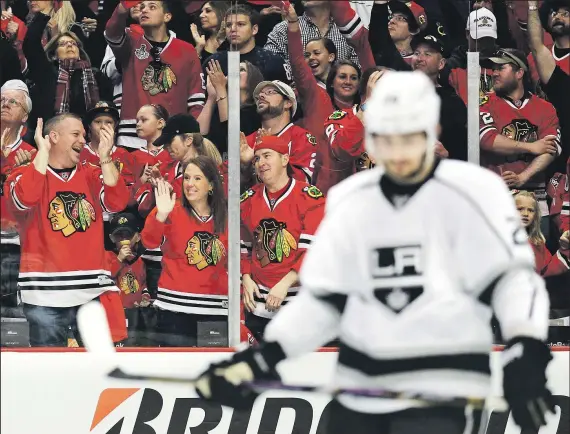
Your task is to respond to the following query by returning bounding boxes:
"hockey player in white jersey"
[194,71,555,433]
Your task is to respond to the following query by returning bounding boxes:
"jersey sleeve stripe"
[10,179,29,211]
[337,342,491,377]
[556,250,570,269]
[479,126,496,140]
[99,188,110,213]
[299,234,315,249]
[338,15,363,39]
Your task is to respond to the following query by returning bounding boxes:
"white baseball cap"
[466,7,497,40]
[253,80,297,117]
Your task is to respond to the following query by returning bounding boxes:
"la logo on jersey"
[370,245,424,314]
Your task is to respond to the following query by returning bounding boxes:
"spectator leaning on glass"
[203,4,291,84]
[514,190,570,277]
[241,135,325,341]
[479,48,561,232]
[411,35,468,161]
[5,115,129,347]
[1,80,35,308]
[142,156,228,347]
[105,1,206,149]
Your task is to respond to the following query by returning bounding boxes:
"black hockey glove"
[195,342,285,409]
[502,337,556,431]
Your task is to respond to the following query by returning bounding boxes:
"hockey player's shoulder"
[327,169,383,210]
[434,160,511,203]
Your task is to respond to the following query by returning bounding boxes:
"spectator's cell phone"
[121,0,142,9]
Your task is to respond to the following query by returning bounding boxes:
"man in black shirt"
[411,35,468,161]
[203,4,291,85]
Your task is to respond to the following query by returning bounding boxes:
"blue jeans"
[23,303,81,347]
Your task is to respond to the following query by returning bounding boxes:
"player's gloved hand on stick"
[502,337,556,430]
[195,343,284,409]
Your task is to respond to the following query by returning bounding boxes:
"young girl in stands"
[131,104,172,185]
[142,156,228,347]
[514,190,570,277]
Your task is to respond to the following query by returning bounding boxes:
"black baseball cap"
[84,101,120,126]
[411,35,446,56]
[388,1,420,33]
[109,213,140,239]
[154,114,200,146]
[540,0,570,34]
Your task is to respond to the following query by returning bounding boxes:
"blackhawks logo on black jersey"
[253,218,297,268]
[185,231,226,270]
[48,191,96,237]
[501,119,538,143]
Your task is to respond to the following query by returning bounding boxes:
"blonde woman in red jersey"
[142,155,228,347]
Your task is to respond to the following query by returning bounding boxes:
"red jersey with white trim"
[5,163,129,307]
[142,204,228,316]
[135,159,183,218]
[1,138,35,245]
[131,146,172,179]
[324,108,374,172]
[104,29,205,142]
[479,92,561,195]
[246,123,318,183]
[547,166,569,234]
[240,178,325,319]
[107,251,147,309]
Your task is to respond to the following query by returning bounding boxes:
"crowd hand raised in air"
[206,60,228,96]
[34,119,51,153]
[154,178,176,222]
[240,132,254,164]
[190,23,206,54]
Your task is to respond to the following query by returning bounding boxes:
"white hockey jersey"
[264,159,550,414]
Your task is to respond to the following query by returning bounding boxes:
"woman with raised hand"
[141,156,228,347]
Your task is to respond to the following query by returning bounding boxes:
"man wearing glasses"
[1,79,35,313]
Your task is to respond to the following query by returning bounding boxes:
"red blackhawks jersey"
[135,159,183,218]
[531,242,569,277]
[246,123,317,183]
[142,204,228,316]
[1,136,35,245]
[240,178,325,319]
[105,29,205,143]
[324,108,375,173]
[547,158,570,234]
[479,92,561,214]
[131,146,172,180]
[5,163,129,307]
[106,252,147,309]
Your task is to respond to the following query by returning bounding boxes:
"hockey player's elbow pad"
[502,337,555,431]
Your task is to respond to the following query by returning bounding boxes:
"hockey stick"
[107,367,508,410]
[77,302,508,411]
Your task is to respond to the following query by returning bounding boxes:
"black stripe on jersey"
[157,289,226,303]
[253,295,294,305]
[142,248,162,258]
[339,15,362,37]
[20,283,115,291]
[19,273,110,282]
[338,342,491,377]
[299,236,312,248]
[317,293,348,314]
[478,274,502,306]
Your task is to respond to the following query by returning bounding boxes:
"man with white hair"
[1,80,35,308]
[193,71,554,434]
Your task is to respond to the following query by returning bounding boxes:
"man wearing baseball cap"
[106,212,153,346]
[411,35,468,161]
[240,135,325,339]
[368,1,427,70]
[242,80,317,185]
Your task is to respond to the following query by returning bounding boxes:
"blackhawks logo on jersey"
[48,191,96,237]
[141,52,177,96]
[119,271,140,295]
[306,132,317,146]
[253,218,297,268]
[302,185,324,200]
[240,189,255,203]
[501,119,538,143]
[328,110,347,121]
[185,231,226,271]
[356,151,376,172]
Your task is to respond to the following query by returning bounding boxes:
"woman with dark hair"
[22,10,112,124]
[141,156,228,347]
[325,59,362,109]
[190,1,230,61]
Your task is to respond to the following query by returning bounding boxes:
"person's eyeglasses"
[389,14,408,23]
[57,40,78,48]
[550,10,570,19]
[257,88,280,98]
[0,97,28,113]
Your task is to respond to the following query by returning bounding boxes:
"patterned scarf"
[54,58,99,114]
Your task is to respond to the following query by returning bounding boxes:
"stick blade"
[77,301,115,354]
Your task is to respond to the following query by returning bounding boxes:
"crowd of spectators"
[0,0,568,348]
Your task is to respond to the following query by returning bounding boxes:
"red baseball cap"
[254,136,290,155]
